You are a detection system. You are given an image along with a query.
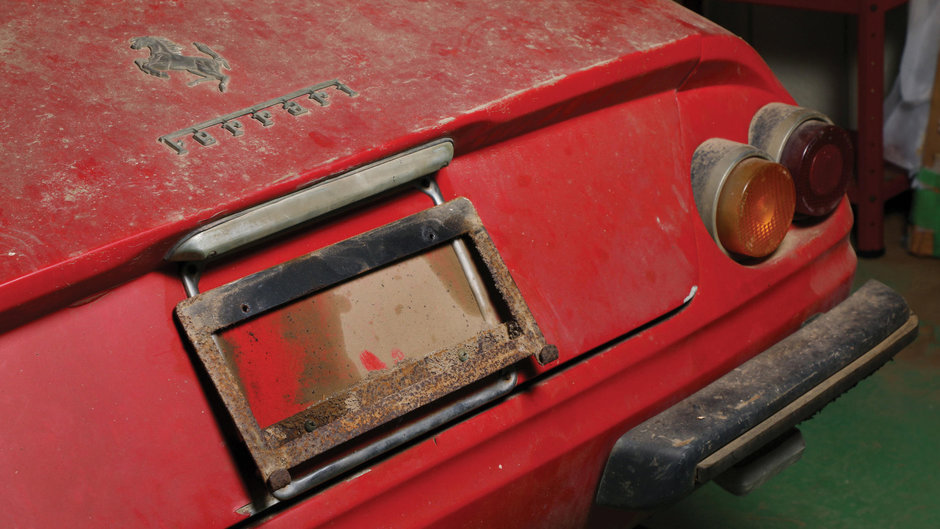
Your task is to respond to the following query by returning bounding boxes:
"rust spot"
[734,393,764,410]
[537,344,559,365]
[268,468,292,491]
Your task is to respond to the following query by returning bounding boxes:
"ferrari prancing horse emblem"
[131,37,231,92]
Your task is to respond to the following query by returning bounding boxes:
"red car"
[0,1,917,527]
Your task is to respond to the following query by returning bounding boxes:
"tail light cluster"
[692,139,795,258]
[691,103,854,260]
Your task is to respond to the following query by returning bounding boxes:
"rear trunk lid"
[0,0,723,326]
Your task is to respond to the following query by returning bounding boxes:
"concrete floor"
[643,202,940,528]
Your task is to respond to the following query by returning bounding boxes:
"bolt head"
[537,344,559,365]
[268,468,292,491]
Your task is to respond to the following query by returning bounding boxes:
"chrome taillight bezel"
[691,138,794,258]
[749,103,853,217]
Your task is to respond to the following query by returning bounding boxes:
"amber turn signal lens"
[780,121,854,216]
[715,158,796,258]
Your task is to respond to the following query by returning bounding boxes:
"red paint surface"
[443,89,699,359]
[0,274,248,528]
[359,350,388,372]
[0,203,856,529]
[0,1,870,528]
[0,0,728,328]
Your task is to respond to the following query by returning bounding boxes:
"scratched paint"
[359,350,387,371]
[216,244,494,428]
[391,348,406,364]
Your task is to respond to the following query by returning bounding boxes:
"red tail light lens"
[749,103,853,218]
[716,158,796,257]
[780,121,854,216]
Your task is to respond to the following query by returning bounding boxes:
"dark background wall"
[697,0,908,130]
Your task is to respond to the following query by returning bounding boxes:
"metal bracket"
[174,198,547,494]
[272,369,518,501]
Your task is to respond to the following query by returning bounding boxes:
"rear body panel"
[0,0,723,326]
[0,206,856,529]
[0,1,879,528]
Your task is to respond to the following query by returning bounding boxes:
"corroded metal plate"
[175,198,546,490]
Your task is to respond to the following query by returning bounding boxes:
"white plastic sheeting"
[883,0,940,174]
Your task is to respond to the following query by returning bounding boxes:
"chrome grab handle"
[272,369,518,501]
[166,139,454,263]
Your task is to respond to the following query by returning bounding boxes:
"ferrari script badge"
[131,37,231,92]
[157,80,358,155]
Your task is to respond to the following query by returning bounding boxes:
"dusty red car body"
[0,1,914,527]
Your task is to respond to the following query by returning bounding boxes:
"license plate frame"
[175,198,546,490]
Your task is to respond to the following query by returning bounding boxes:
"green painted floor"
[643,209,940,528]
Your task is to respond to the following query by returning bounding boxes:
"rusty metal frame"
[175,198,546,491]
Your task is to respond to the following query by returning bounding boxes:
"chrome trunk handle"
[166,139,454,263]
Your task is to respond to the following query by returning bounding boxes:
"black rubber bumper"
[595,280,918,510]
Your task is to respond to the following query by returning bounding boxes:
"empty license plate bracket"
[175,198,547,491]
